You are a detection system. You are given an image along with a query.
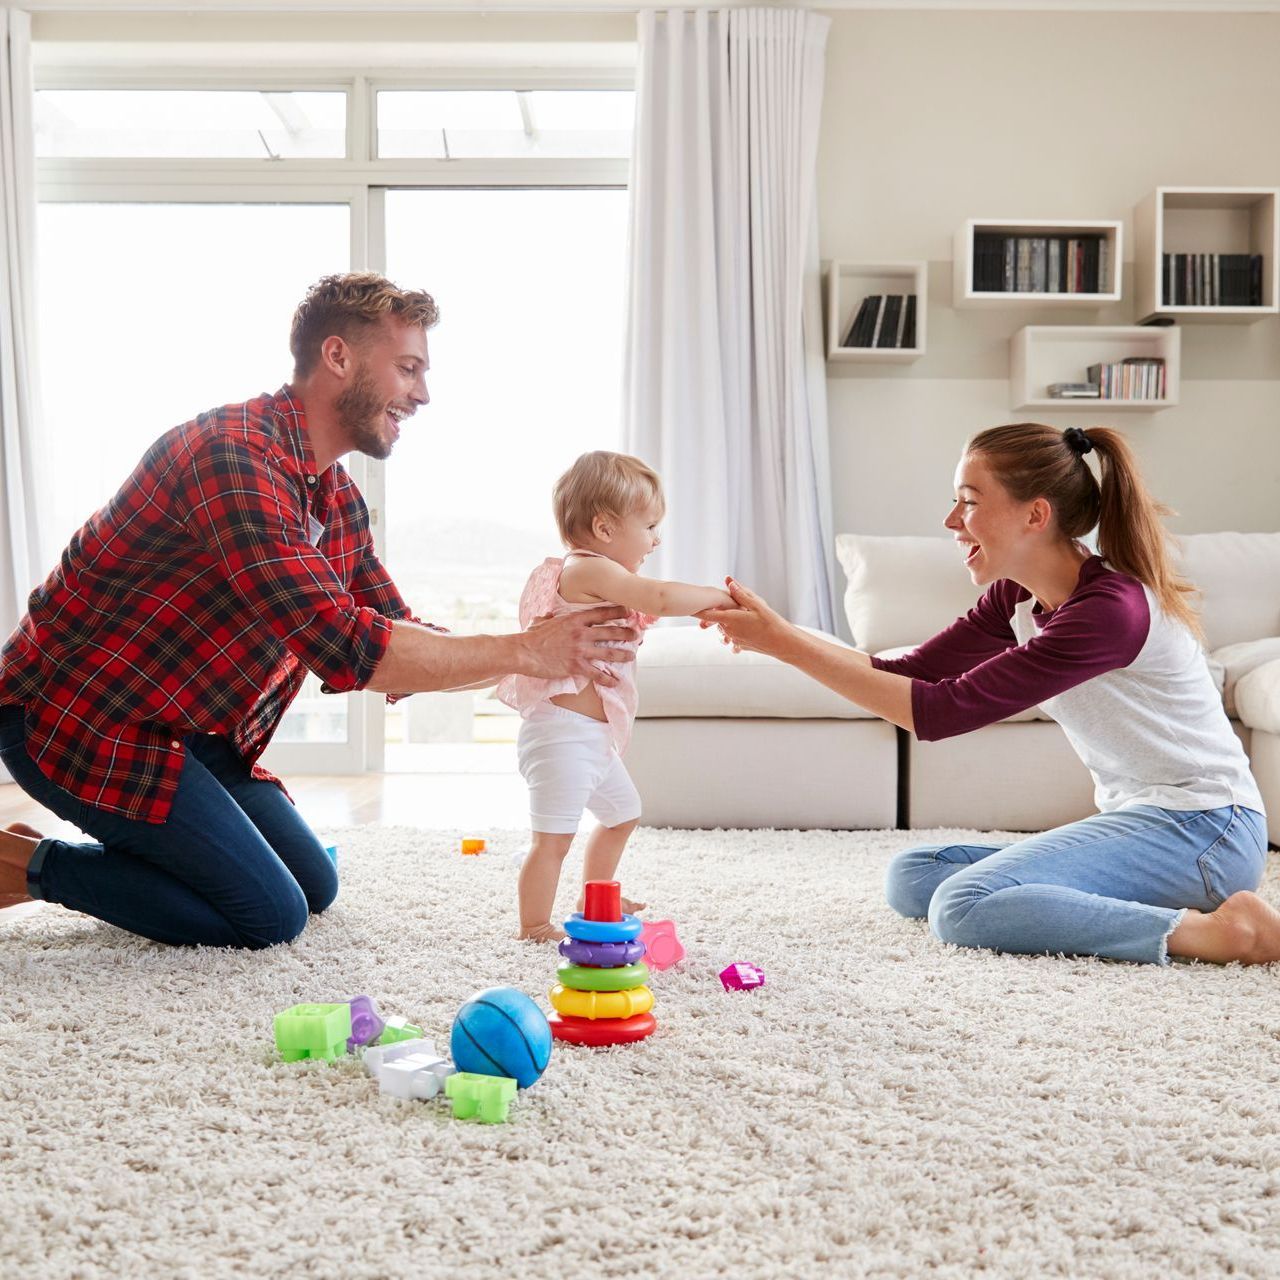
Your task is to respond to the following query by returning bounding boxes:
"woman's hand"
[697,578,797,658]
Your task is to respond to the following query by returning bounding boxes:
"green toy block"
[274,1002,353,1062]
[377,1016,425,1045]
[445,1071,518,1124]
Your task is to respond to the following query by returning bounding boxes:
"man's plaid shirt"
[0,387,416,823]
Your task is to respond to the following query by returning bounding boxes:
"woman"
[703,423,1277,966]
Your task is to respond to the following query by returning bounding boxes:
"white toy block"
[362,1037,436,1077]
[377,1052,455,1101]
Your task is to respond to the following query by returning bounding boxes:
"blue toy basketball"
[451,987,552,1090]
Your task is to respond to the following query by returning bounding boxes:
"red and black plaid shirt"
[0,387,416,823]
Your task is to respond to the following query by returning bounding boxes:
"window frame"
[33,62,634,773]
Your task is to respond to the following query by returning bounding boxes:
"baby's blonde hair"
[553,451,664,547]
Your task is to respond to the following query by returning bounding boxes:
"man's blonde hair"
[290,272,439,377]
[553,451,664,547]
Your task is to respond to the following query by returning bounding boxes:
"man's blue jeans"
[885,804,1269,965]
[0,705,337,948]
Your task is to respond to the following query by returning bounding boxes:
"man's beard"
[335,365,394,461]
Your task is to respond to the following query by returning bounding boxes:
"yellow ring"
[548,983,654,1021]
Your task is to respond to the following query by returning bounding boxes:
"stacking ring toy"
[549,983,654,1021]
[563,912,642,943]
[549,1011,656,1046]
[556,962,650,992]
[558,937,646,968]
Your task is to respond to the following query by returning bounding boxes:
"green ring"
[556,961,651,992]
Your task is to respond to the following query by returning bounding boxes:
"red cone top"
[584,880,622,922]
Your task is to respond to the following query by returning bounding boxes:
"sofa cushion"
[1236,658,1280,736]
[636,623,876,719]
[1174,532,1280,650]
[835,534,982,653]
[1208,637,1280,718]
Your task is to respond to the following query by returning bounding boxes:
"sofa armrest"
[1236,657,1280,735]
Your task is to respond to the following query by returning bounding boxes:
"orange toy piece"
[460,838,486,855]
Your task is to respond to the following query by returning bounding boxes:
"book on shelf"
[841,293,918,349]
[973,232,1108,294]
[876,295,903,348]
[1047,382,1101,399]
[1161,252,1263,307]
[1086,355,1167,401]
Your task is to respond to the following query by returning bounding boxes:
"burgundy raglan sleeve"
[870,582,1023,682]
[905,577,1151,741]
[182,433,393,691]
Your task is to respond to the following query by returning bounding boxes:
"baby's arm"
[562,556,734,618]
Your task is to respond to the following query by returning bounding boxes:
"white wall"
[818,9,1280,538]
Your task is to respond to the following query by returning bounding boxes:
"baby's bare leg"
[517,831,575,941]
[578,819,645,914]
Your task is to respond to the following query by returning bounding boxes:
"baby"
[496,451,734,942]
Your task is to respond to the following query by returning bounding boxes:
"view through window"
[36,201,352,744]
[381,187,629,763]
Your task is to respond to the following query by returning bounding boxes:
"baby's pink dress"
[496,551,655,753]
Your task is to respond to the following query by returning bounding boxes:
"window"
[380,187,629,758]
[33,66,634,771]
[376,89,634,159]
[34,89,346,159]
[37,201,352,745]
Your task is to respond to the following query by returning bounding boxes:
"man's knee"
[306,860,339,916]
[237,883,310,949]
[884,845,945,920]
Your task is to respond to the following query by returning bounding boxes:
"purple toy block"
[719,962,765,992]
[343,995,386,1052]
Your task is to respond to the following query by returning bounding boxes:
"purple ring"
[559,937,646,968]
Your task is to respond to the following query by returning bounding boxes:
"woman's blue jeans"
[0,705,337,948]
[885,804,1268,965]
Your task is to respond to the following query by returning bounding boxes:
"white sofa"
[627,531,1280,836]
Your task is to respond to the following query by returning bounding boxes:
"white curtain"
[0,8,46,644]
[623,8,835,630]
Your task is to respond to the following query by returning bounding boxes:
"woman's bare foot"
[0,823,43,908]
[1168,891,1280,965]
[517,922,566,944]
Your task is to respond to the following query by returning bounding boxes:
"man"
[0,273,635,947]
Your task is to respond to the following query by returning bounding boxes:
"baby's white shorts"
[516,704,641,835]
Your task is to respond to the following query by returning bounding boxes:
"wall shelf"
[1010,325,1180,412]
[825,261,926,363]
[1133,186,1279,323]
[953,218,1123,309]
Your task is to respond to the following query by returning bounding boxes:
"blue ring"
[563,912,642,942]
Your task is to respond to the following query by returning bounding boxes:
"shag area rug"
[2,826,1278,1279]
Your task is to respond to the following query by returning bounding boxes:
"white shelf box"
[1010,325,1180,412]
[1134,186,1279,323]
[953,218,1123,308]
[825,261,926,363]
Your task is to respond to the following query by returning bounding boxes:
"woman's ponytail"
[968,422,1202,640]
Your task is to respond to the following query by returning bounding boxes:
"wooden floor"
[0,771,531,836]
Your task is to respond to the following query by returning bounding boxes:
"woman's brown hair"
[966,423,1202,638]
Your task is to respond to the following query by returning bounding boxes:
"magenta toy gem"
[719,962,765,992]
[343,995,386,1051]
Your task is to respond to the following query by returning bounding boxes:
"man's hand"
[520,605,637,687]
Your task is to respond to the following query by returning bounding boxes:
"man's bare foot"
[1169,891,1280,965]
[0,823,43,908]
[517,922,566,944]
